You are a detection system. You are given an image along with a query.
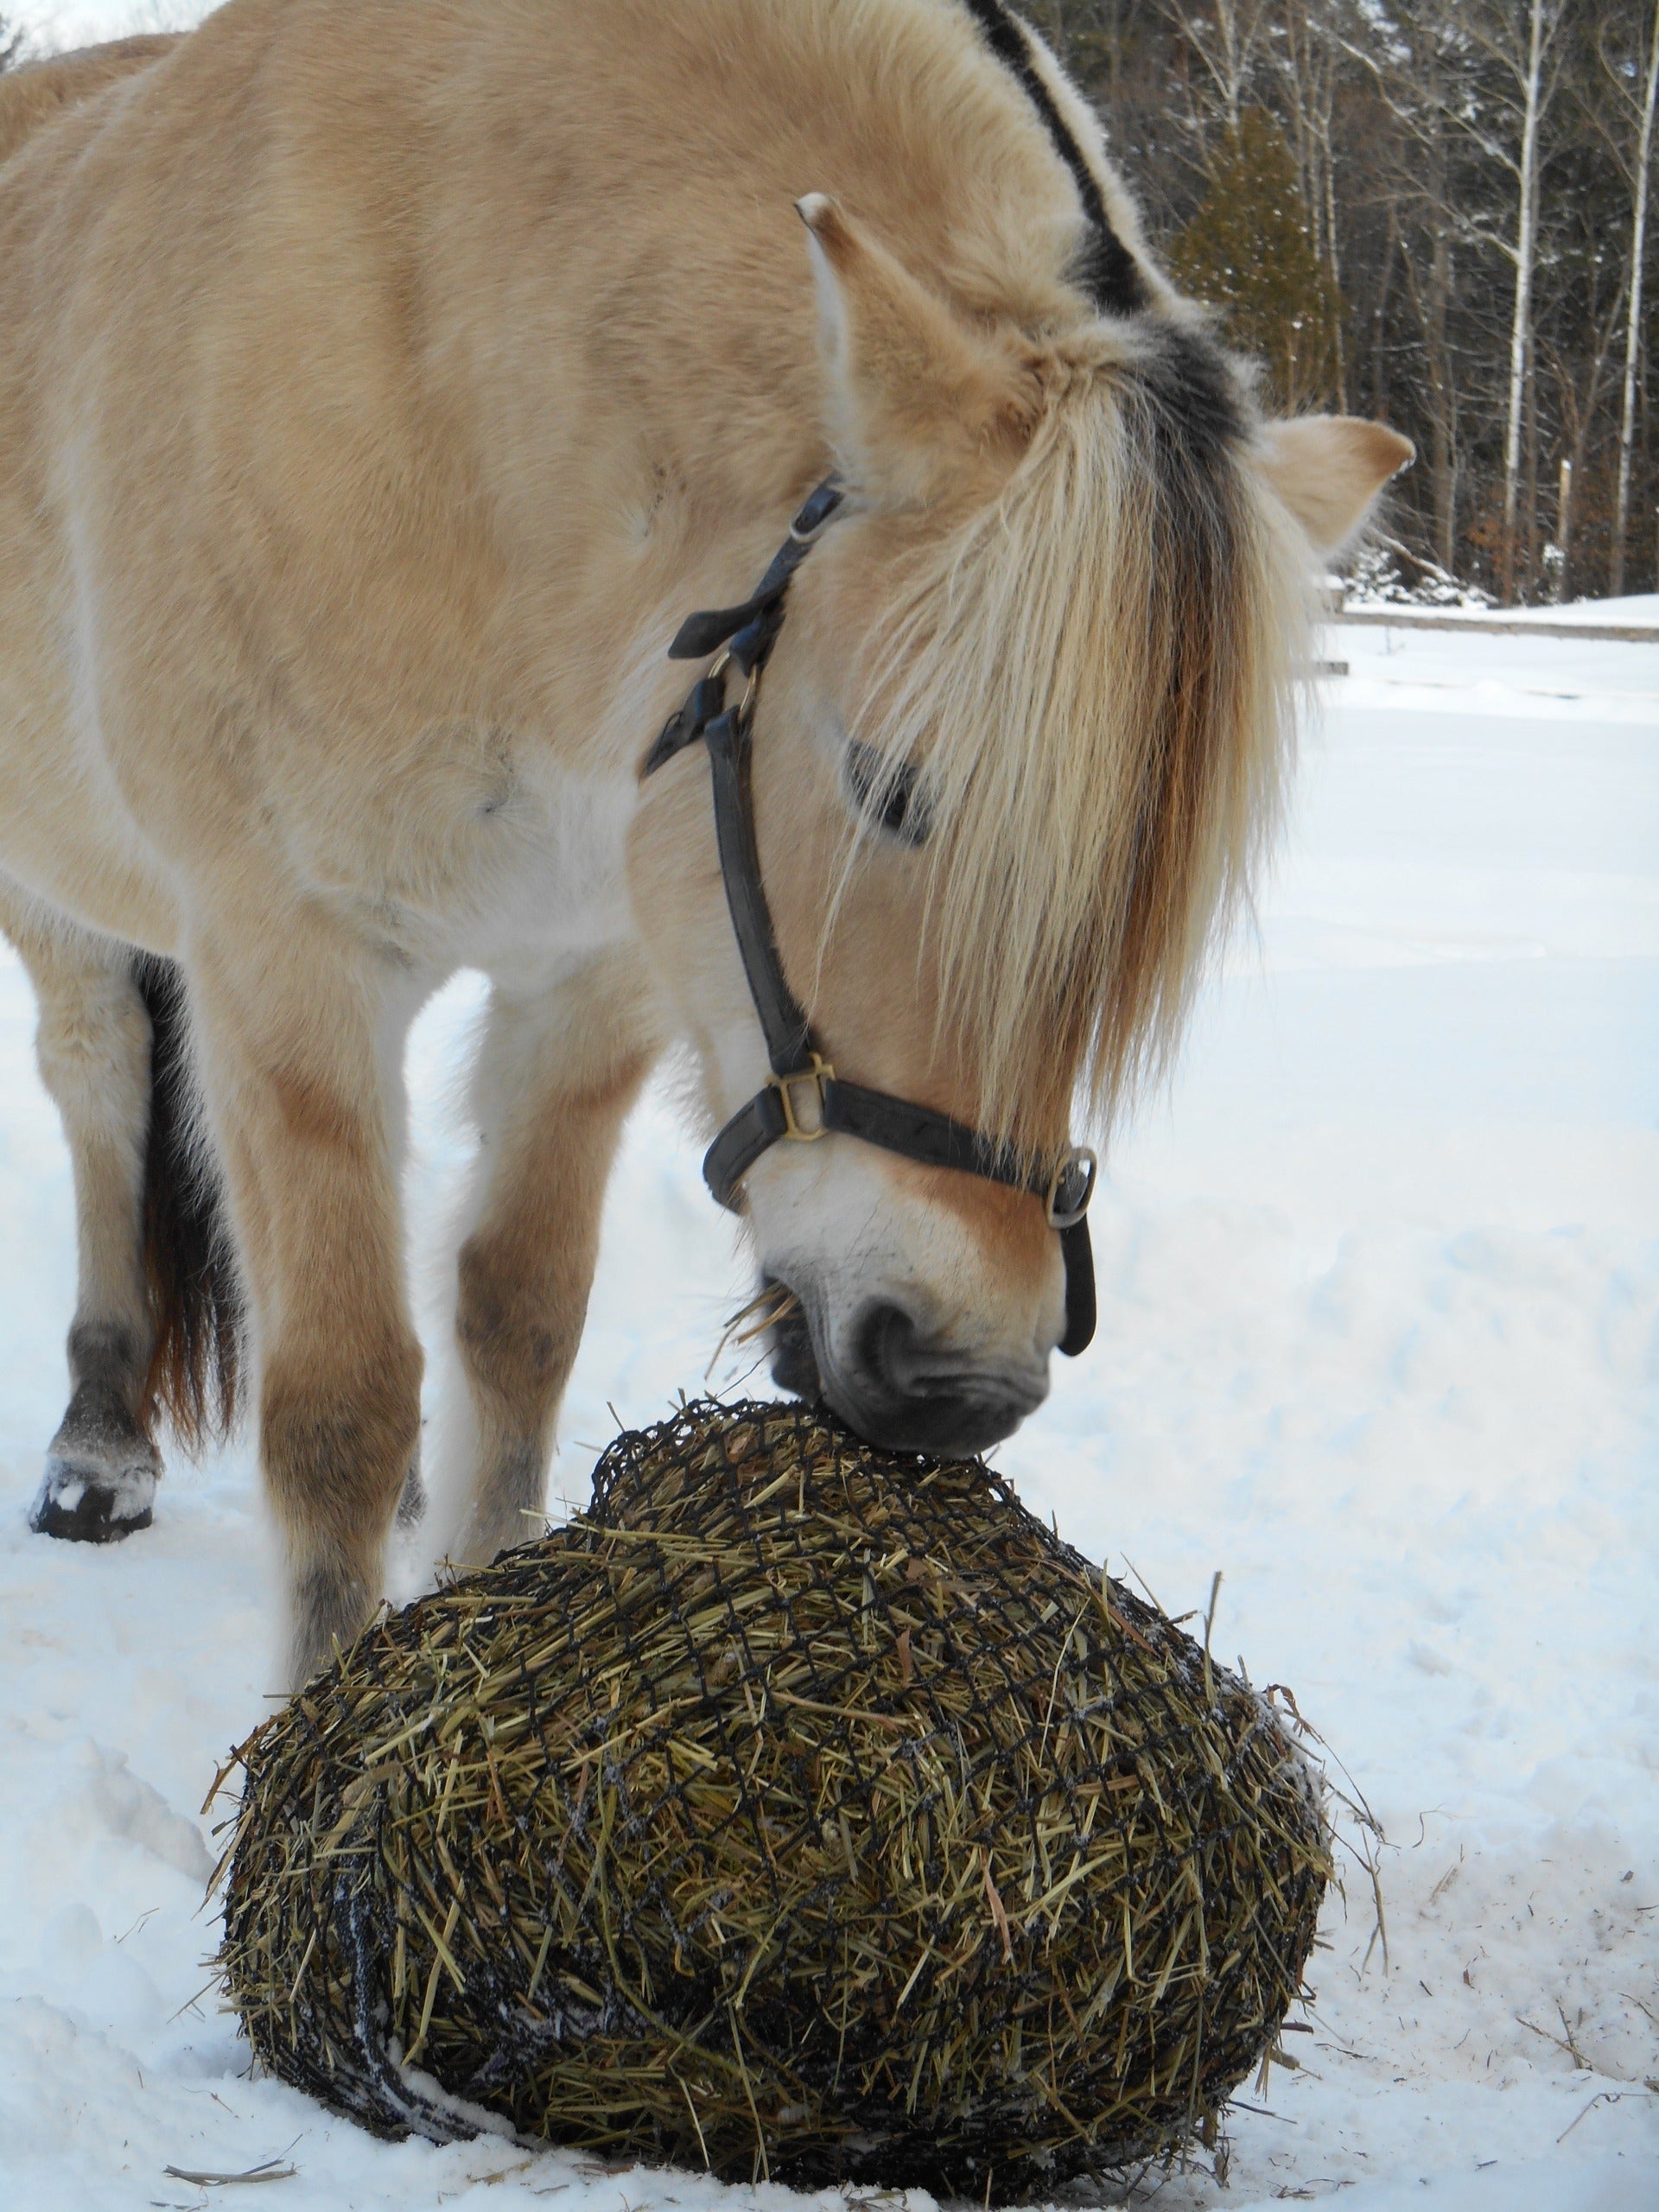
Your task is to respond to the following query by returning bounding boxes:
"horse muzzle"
[765,1274,1049,1459]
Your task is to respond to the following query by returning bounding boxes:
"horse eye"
[845,740,932,848]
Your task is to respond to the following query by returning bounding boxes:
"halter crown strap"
[644,480,1096,1358]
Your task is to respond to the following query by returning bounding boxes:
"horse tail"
[134,954,244,1453]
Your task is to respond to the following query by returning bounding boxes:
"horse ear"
[1257,416,1415,553]
[797,194,1035,505]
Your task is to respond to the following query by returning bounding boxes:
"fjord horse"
[0,0,1409,1684]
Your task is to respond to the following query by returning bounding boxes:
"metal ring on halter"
[1045,1146,1098,1230]
[708,645,759,727]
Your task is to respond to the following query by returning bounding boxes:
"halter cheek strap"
[643,480,1097,1360]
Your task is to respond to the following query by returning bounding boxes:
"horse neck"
[398,0,1069,652]
[407,29,830,555]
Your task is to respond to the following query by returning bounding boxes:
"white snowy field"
[0,619,1656,2212]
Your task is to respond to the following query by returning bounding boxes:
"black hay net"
[219,1399,1328,2198]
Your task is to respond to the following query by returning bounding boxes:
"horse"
[0,0,1410,1688]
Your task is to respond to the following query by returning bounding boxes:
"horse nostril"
[834,1299,1045,1459]
[760,1272,821,1401]
[855,1300,923,1398]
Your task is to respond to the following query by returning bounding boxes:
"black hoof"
[29,1459,156,1543]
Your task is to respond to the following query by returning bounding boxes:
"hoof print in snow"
[29,1457,157,1543]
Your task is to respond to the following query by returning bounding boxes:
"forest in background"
[1033,0,1657,604]
[2,0,1655,604]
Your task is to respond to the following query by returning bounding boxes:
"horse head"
[632,189,1409,1460]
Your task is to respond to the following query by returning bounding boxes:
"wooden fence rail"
[1332,607,1659,644]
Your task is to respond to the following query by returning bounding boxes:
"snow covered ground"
[0,619,1655,2211]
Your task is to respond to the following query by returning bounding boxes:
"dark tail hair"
[134,956,245,1452]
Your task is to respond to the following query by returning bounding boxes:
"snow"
[1518,593,1659,627]
[1,621,1656,2210]
[1333,618,1659,725]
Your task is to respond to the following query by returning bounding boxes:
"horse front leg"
[189,912,425,1688]
[441,950,655,1567]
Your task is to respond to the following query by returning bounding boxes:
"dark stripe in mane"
[1122,323,1249,979]
[956,0,1145,315]
[1143,321,1246,474]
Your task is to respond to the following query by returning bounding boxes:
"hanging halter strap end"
[645,671,727,776]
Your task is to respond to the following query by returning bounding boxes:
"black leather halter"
[643,480,1098,1358]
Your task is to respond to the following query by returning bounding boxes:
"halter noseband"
[642,479,1097,1359]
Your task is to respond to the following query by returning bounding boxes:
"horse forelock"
[843,318,1311,1148]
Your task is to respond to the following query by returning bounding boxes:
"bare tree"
[1328,1,1476,570]
[1160,0,1275,141]
[1273,1,1347,403]
[1454,0,1571,597]
[1603,0,1659,596]
[1541,292,1630,597]
[1058,0,1652,598]
[1354,0,1569,597]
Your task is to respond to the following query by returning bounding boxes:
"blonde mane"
[850,319,1313,1146]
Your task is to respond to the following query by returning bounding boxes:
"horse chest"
[452,757,639,979]
[297,728,639,983]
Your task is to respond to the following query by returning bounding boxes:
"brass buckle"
[1046,1145,1097,1229]
[767,1053,836,1140]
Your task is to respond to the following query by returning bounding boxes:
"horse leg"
[188,915,424,1686]
[2,899,162,1541]
[442,953,653,1566]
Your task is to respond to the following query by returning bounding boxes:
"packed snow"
[0,617,1655,2210]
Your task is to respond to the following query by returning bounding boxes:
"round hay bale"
[217,1400,1328,2196]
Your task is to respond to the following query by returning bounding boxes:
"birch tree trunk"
[1501,0,1548,601]
[1613,0,1659,598]
[1425,224,1458,569]
[1325,152,1347,409]
[1161,0,1269,142]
